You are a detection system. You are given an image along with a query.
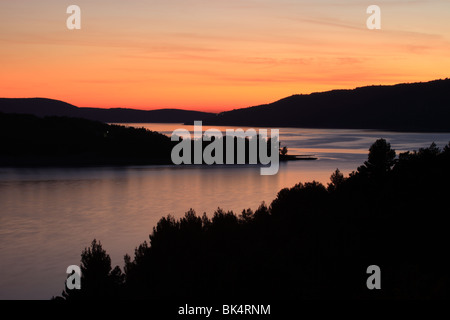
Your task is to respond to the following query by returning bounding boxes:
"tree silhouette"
[328,168,345,192]
[62,239,123,299]
[56,139,450,300]
[444,142,450,154]
[360,138,396,178]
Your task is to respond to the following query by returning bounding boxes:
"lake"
[1,124,449,299]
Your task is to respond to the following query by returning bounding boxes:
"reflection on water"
[1,125,449,299]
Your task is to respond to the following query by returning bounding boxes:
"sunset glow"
[1,0,450,112]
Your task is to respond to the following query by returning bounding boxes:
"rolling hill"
[0,98,215,123]
[201,79,450,132]
[2,79,449,131]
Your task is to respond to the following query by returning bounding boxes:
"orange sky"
[1,1,450,112]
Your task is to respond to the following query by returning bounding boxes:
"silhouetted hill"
[0,112,176,166]
[201,79,450,132]
[0,98,215,123]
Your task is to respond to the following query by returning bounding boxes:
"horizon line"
[2,77,448,113]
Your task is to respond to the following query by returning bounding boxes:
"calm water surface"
[1,124,449,299]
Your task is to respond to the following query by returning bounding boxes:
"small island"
[279,146,318,161]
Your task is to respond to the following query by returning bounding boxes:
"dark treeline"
[0,112,279,166]
[0,112,175,166]
[57,139,450,299]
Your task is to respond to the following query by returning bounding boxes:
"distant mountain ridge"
[0,98,215,123]
[201,79,450,132]
[2,78,449,131]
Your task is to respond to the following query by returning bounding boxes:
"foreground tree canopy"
[57,139,450,300]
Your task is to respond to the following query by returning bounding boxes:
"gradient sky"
[1,0,449,112]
